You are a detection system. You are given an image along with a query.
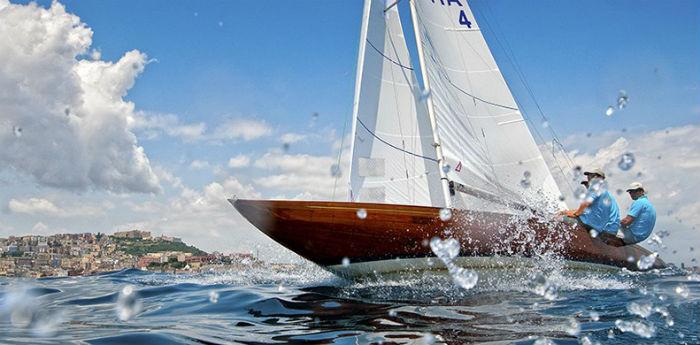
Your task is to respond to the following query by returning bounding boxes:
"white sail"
[349,0,443,207]
[411,0,563,211]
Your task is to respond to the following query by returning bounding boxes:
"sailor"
[561,168,620,236]
[616,182,657,245]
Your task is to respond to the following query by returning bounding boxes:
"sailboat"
[231,0,664,277]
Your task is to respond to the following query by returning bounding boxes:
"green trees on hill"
[112,237,206,256]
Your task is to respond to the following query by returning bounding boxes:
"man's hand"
[557,210,578,217]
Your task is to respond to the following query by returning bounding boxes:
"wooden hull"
[231,199,665,277]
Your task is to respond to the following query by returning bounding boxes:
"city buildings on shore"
[0,231,256,278]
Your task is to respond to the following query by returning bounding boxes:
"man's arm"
[561,201,592,217]
[621,215,635,227]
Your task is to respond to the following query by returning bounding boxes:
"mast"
[347,0,372,201]
[408,0,452,208]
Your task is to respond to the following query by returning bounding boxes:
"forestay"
[349,0,443,207]
[411,0,563,210]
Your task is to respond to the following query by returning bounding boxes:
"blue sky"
[1,0,699,264]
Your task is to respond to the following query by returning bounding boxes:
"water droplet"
[574,185,587,201]
[617,90,629,110]
[618,152,636,171]
[520,177,531,188]
[616,189,623,195]
[637,252,657,270]
[565,317,580,336]
[450,267,478,289]
[282,142,290,152]
[194,12,198,16]
[218,21,224,27]
[523,170,531,178]
[607,329,615,339]
[674,284,689,298]
[442,164,451,174]
[430,237,460,261]
[356,208,367,219]
[589,229,599,238]
[646,234,662,246]
[541,120,549,128]
[558,195,566,201]
[589,311,600,321]
[64,108,70,116]
[439,208,452,221]
[12,125,22,138]
[419,89,431,102]
[527,273,558,300]
[605,106,615,116]
[602,196,611,206]
[572,165,583,179]
[209,291,219,303]
[341,257,350,267]
[116,285,141,321]
[627,302,653,318]
[615,319,655,338]
[388,309,397,317]
[330,164,341,177]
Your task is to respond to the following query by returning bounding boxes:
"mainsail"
[349,0,563,212]
[348,0,443,207]
[410,0,563,211]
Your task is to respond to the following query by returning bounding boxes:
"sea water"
[0,263,698,344]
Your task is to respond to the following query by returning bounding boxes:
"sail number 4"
[458,10,472,28]
[429,0,472,28]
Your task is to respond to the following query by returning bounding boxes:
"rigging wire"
[357,118,439,163]
[332,112,349,201]
[474,2,578,195]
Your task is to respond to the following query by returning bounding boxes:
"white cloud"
[130,112,206,142]
[279,133,306,144]
[0,1,160,193]
[189,160,210,170]
[8,197,105,217]
[211,118,272,141]
[227,154,250,168]
[253,151,348,200]
[550,124,700,265]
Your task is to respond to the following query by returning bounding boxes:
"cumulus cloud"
[189,160,210,170]
[0,1,159,193]
[8,197,105,217]
[549,124,700,265]
[279,133,306,144]
[253,151,348,199]
[129,112,206,142]
[227,154,250,168]
[211,118,272,141]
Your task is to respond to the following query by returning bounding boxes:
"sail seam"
[357,118,438,163]
[366,39,414,71]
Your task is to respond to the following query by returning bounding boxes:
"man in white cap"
[617,182,657,245]
[561,168,620,236]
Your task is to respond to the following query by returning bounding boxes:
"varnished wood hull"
[230,199,665,277]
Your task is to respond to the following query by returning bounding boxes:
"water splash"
[674,284,689,298]
[208,291,219,303]
[527,273,558,300]
[429,237,478,290]
[615,319,655,338]
[438,208,452,221]
[116,285,142,321]
[627,301,652,318]
[341,257,350,267]
[637,252,657,270]
[356,208,367,219]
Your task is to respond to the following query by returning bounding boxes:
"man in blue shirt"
[618,182,657,245]
[561,168,621,235]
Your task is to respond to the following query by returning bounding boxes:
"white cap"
[626,182,644,192]
[583,167,606,179]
